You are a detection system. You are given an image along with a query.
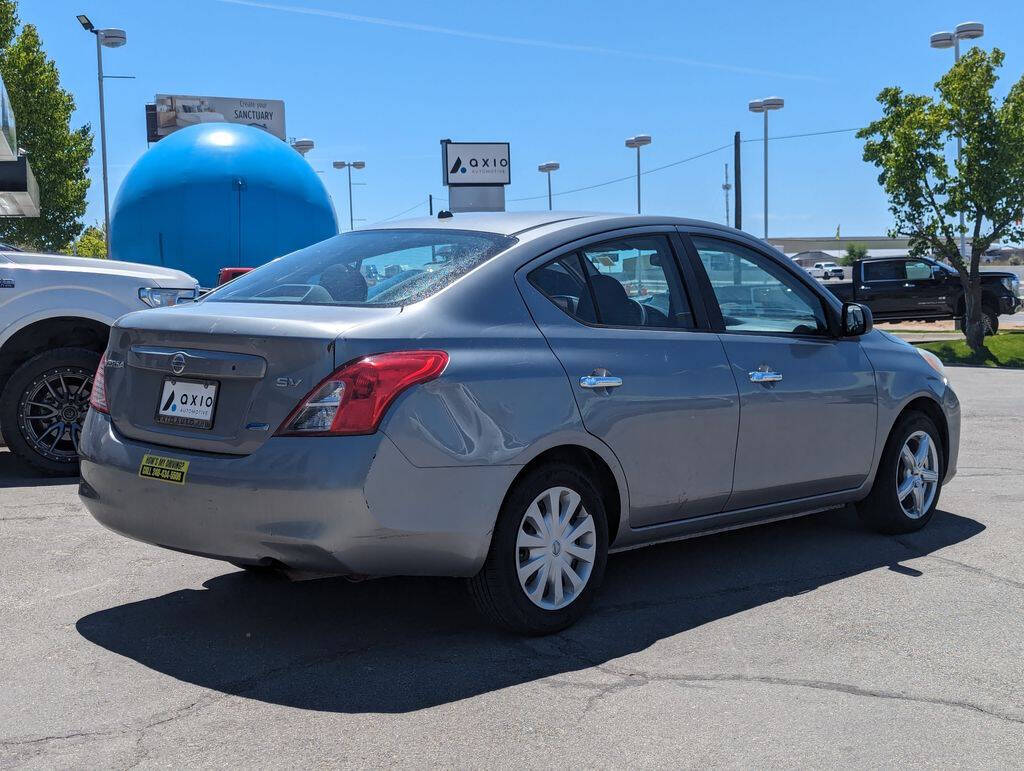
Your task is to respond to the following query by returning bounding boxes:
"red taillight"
[276,350,448,436]
[89,351,109,414]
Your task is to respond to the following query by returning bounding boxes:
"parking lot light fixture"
[334,161,366,231]
[930,20,984,258]
[749,97,784,239]
[624,135,652,214]
[538,162,560,210]
[79,15,126,254]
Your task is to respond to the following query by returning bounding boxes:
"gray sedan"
[79,213,959,634]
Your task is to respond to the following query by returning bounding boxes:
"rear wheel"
[857,412,943,534]
[468,463,608,635]
[0,348,99,476]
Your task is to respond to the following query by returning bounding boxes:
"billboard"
[442,142,510,186]
[148,94,286,142]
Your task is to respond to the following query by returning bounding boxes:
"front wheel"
[468,463,608,635]
[0,348,100,476]
[857,412,943,534]
[982,307,999,336]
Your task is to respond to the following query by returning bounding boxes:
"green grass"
[916,330,1024,369]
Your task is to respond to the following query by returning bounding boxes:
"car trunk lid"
[104,301,399,454]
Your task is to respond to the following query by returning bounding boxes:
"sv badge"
[275,377,302,388]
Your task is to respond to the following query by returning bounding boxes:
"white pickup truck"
[0,249,198,474]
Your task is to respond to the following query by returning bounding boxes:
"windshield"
[207,229,516,307]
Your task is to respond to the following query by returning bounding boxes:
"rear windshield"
[206,229,516,307]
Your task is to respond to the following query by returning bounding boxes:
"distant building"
[791,251,835,267]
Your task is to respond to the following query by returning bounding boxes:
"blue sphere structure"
[110,123,338,287]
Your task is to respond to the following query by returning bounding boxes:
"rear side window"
[528,255,597,323]
[862,261,904,281]
[207,229,516,307]
[530,235,695,329]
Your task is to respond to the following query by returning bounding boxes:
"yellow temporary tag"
[138,454,189,485]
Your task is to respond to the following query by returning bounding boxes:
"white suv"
[809,261,844,280]
[0,250,197,474]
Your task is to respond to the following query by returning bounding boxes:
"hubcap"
[516,486,597,610]
[17,367,93,463]
[896,430,940,519]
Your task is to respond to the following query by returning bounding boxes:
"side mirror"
[841,302,872,337]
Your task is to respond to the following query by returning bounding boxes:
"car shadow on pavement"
[76,506,982,714]
[0,448,76,488]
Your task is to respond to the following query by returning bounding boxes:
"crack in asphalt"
[564,666,1024,726]
[894,539,1024,591]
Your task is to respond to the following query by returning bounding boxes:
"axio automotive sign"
[150,94,286,141]
[442,142,510,186]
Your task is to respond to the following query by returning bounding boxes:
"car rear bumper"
[78,411,518,577]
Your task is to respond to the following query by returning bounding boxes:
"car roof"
[371,211,743,240]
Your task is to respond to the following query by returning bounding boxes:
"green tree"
[858,48,1024,350]
[0,1,92,251]
[841,242,868,266]
[62,222,105,257]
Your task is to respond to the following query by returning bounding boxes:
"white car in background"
[0,249,197,474]
[808,261,844,280]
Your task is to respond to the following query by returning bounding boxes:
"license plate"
[156,378,219,429]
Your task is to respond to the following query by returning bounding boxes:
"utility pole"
[722,163,732,227]
[733,131,742,231]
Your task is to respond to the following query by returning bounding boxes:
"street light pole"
[94,34,109,248]
[333,160,365,231]
[537,162,559,210]
[931,21,984,259]
[624,135,652,214]
[748,97,784,239]
[78,16,125,254]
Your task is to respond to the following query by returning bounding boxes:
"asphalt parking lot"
[2,366,1022,768]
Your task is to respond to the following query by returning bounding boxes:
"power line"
[372,199,430,224]
[508,127,861,204]
[742,126,861,143]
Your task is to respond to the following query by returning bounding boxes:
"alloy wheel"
[516,485,597,610]
[17,366,93,463]
[896,430,939,519]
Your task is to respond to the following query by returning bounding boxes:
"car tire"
[0,347,100,476]
[982,307,998,336]
[856,411,943,534]
[468,462,609,635]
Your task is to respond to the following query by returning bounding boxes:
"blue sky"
[23,0,1024,237]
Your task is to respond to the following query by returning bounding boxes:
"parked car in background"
[808,261,844,280]
[0,251,198,473]
[826,256,1022,333]
[79,213,959,634]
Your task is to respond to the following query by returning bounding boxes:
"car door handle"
[580,375,623,389]
[749,370,783,383]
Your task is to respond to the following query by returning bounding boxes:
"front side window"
[207,229,516,307]
[691,236,828,335]
[905,260,933,280]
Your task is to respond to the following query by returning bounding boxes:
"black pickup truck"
[825,256,1022,333]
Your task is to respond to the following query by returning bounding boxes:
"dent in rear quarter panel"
[858,331,961,484]
[366,259,593,469]
[338,243,631,540]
